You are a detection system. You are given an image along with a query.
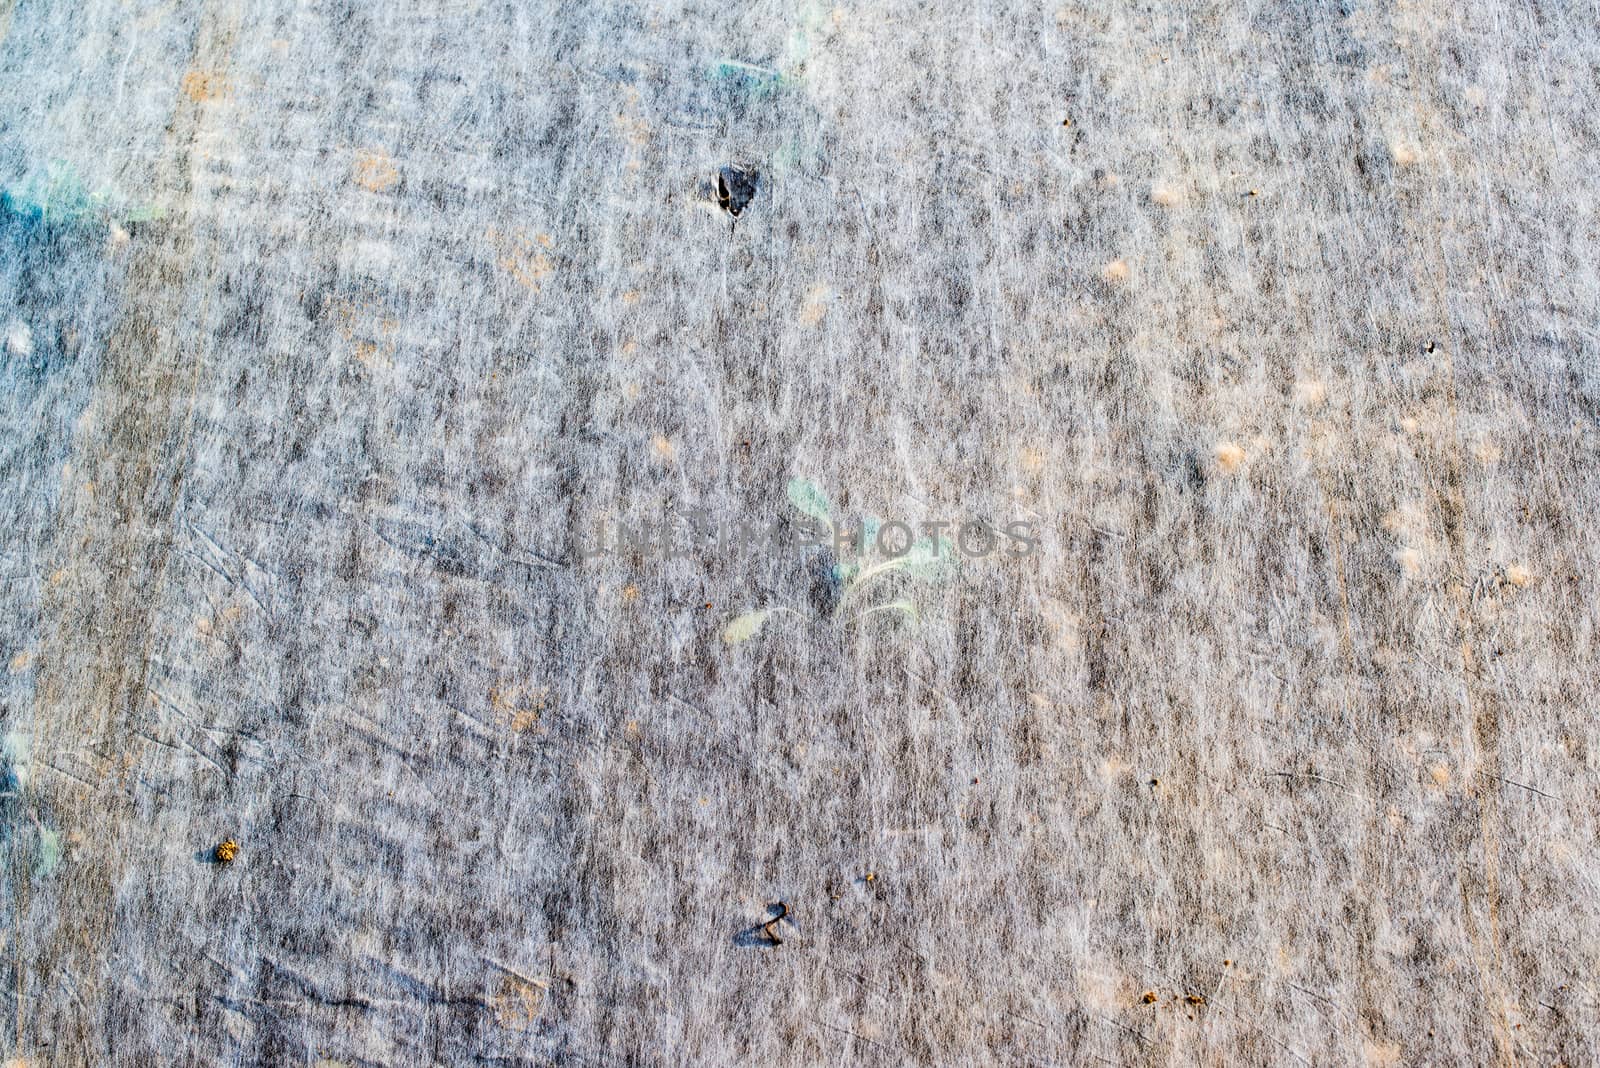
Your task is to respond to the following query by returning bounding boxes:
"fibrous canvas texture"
[1,0,1598,1064]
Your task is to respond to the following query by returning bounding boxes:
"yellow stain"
[487,227,555,290]
[490,976,547,1029]
[181,69,229,102]
[489,684,548,733]
[1214,441,1246,473]
[1292,379,1327,408]
[352,150,399,193]
[1388,140,1420,167]
[799,283,832,326]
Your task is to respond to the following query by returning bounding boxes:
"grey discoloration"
[2,0,1599,1064]
[16,4,241,1059]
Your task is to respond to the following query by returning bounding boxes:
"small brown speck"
[865,871,876,883]
[214,839,239,864]
[1185,994,1206,1006]
[1142,990,1158,1004]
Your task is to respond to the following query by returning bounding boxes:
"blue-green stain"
[707,0,824,97]
[786,477,833,523]
[783,0,829,69]
[706,60,788,96]
[1,159,163,229]
[35,827,61,877]
[727,478,955,642]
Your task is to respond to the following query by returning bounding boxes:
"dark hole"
[717,166,758,218]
